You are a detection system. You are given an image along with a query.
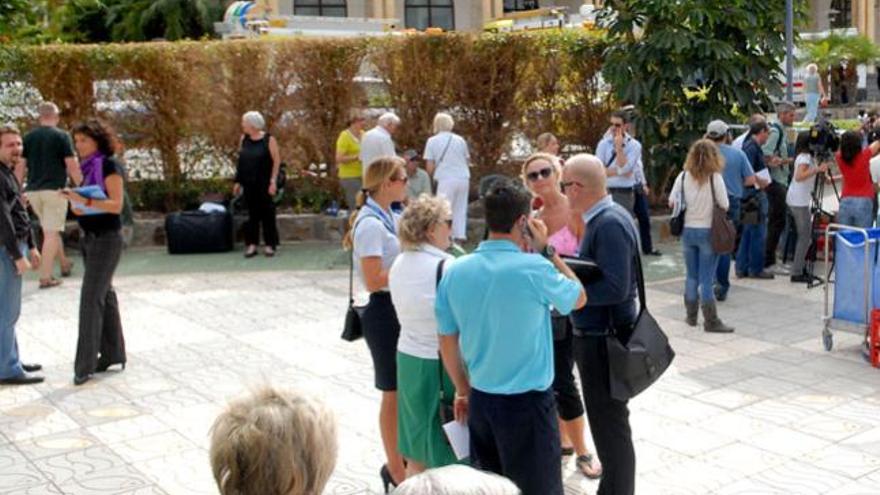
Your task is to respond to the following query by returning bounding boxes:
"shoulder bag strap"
[634,243,647,314]
[437,135,454,169]
[678,171,686,208]
[709,174,718,207]
[348,217,367,306]
[435,258,450,402]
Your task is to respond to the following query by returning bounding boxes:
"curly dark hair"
[72,119,116,157]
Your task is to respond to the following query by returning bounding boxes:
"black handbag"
[434,259,456,425]
[669,171,686,237]
[341,247,365,342]
[606,250,676,401]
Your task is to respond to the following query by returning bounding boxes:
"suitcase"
[165,210,233,254]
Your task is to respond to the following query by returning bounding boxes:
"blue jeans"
[682,228,718,302]
[716,196,741,293]
[805,92,820,122]
[0,244,26,379]
[736,190,768,276]
[837,197,874,228]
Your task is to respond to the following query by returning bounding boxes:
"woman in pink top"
[522,152,601,479]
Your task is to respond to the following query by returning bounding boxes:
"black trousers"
[243,186,279,248]
[552,317,585,420]
[765,182,787,267]
[573,335,635,495]
[633,186,655,254]
[74,230,126,377]
[469,388,562,495]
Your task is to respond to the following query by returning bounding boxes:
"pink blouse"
[548,225,580,257]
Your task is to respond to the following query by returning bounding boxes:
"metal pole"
[785,0,794,102]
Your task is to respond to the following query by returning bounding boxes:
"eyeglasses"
[526,167,554,182]
[560,181,584,192]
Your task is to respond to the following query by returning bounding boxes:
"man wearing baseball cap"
[403,149,432,202]
[704,120,758,301]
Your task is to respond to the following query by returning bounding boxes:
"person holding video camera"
[787,132,830,283]
[435,177,586,495]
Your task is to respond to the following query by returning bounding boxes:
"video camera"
[808,118,839,162]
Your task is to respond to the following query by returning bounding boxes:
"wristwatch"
[541,244,556,259]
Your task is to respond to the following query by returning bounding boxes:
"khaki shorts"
[27,190,69,232]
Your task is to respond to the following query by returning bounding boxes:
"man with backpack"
[763,102,796,269]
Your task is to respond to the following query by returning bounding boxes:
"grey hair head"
[776,101,796,114]
[393,465,520,495]
[433,112,454,134]
[242,111,266,131]
[37,102,59,118]
[377,112,401,128]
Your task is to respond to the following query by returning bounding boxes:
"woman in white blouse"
[669,139,733,333]
[425,112,471,242]
[388,194,457,477]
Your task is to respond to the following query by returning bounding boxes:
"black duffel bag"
[165,209,233,254]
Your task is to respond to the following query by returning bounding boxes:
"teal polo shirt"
[435,240,581,395]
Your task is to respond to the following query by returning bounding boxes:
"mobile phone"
[521,218,533,240]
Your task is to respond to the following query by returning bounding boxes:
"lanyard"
[364,199,396,235]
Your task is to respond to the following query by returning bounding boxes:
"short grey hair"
[433,112,455,134]
[776,101,796,114]
[242,111,266,131]
[394,465,520,495]
[377,112,401,128]
[37,102,59,118]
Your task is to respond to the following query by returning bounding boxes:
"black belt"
[608,187,635,193]
[571,327,609,338]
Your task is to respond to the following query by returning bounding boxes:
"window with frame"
[294,0,347,17]
[829,0,852,29]
[504,0,540,12]
[405,0,455,31]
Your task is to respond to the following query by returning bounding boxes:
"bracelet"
[454,393,468,400]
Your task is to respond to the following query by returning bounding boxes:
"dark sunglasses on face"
[444,219,453,227]
[526,167,554,182]
[391,175,408,184]
[560,181,584,192]
[611,122,623,128]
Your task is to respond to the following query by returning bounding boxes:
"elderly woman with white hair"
[234,111,281,258]
[389,194,457,479]
[804,63,826,122]
[209,386,337,495]
[425,112,471,242]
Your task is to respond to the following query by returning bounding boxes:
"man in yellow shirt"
[335,112,366,209]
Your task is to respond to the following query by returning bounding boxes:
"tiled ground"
[1,251,879,494]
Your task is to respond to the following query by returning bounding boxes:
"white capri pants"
[437,178,470,241]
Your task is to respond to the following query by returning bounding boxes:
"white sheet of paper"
[755,168,771,186]
[442,420,470,460]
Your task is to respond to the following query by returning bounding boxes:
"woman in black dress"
[233,111,281,258]
[60,120,126,386]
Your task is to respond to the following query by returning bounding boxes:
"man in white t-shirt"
[360,112,400,177]
[425,112,471,241]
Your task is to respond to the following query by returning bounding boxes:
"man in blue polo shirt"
[705,120,757,301]
[435,178,586,495]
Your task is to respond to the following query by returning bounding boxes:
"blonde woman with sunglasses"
[521,152,602,480]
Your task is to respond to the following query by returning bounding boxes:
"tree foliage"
[801,33,880,104]
[599,0,807,194]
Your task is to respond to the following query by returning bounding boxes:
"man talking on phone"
[435,177,586,495]
[0,124,44,385]
[596,109,641,215]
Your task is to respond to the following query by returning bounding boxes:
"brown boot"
[685,298,699,327]
[701,302,734,333]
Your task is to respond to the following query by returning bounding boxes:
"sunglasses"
[391,175,408,184]
[443,219,453,227]
[526,167,554,182]
[611,122,623,128]
[560,181,584,192]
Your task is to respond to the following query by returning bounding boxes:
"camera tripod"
[805,168,841,289]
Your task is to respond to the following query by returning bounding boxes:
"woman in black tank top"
[234,111,281,257]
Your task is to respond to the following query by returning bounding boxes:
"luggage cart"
[822,224,873,351]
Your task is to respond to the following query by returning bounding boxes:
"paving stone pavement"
[2,259,880,494]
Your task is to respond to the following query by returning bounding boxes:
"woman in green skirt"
[389,194,458,478]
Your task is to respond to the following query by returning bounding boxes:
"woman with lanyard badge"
[343,156,409,490]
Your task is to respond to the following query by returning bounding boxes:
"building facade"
[272,0,594,31]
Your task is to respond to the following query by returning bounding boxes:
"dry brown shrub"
[22,44,100,127]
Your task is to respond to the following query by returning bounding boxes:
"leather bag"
[606,250,676,401]
[709,175,736,254]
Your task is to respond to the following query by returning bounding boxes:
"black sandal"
[576,453,603,479]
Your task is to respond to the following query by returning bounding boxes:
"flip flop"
[60,261,74,277]
[39,278,62,289]
[576,454,603,480]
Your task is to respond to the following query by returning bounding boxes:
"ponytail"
[342,189,369,250]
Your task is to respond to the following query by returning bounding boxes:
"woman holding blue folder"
[60,120,127,386]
